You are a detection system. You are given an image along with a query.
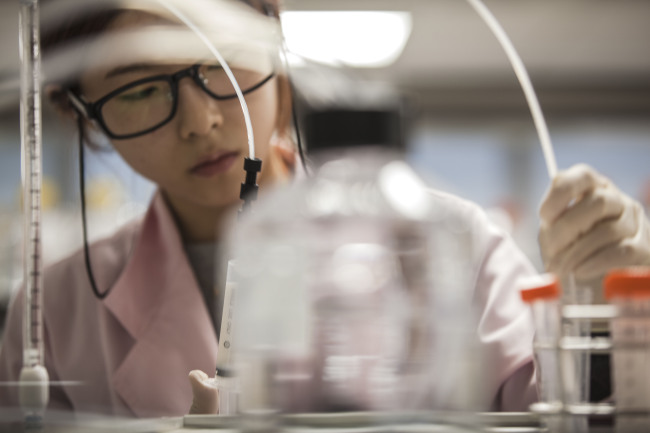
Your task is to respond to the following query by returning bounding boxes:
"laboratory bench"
[0,410,628,432]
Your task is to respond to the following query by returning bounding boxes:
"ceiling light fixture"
[280,11,412,68]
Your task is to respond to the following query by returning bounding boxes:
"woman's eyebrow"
[104,63,161,79]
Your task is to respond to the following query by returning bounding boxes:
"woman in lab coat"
[0,0,297,417]
[7,0,646,419]
[0,0,539,412]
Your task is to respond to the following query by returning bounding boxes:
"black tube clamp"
[238,157,262,217]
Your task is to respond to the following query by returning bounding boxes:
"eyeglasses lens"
[101,80,173,137]
[100,63,272,138]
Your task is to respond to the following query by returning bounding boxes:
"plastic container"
[561,275,592,417]
[521,274,562,409]
[226,109,483,420]
[522,274,591,432]
[605,268,650,431]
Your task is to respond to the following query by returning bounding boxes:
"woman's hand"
[188,370,219,414]
[539,164,650,280]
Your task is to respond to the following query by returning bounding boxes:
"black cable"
[77,115,109,299]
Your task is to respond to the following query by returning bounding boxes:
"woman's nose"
[176,80,224,139]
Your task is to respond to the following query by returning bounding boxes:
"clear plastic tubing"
[157,0,256,159]
[466,0,558,179]
[19,0,44,371]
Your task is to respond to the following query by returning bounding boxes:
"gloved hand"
[539,164,650,280]
[188,370,219,414]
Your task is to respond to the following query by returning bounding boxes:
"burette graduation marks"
[19,0,45,369]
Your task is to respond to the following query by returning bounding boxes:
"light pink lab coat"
[0,193,218,417]
[0,190,538,417]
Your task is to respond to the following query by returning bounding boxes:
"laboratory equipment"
[18,0,49,424]
[224,98,486,429]
[605,268,650,432]
[521,274,562,410]
[527,268,650,429]
[215,260,241,415]
[522,275,589,432]
[465,0,557,178]
[561,275,592,418]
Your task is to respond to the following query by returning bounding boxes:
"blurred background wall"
[1,0,649,333]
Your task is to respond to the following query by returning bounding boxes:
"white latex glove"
[188,370,219,414]
[539,164,650,280]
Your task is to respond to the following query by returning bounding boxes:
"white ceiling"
[1,0,649,113]
[284,0,650,82]
[284,0,650,114]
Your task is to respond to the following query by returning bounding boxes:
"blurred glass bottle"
[227,91,484,420]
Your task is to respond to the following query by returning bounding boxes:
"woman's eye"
[117,85,161,102]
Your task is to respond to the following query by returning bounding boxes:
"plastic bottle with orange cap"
[521,273,589,433]
[520,273,562,409]
[521,269,650,431]
[604,268,650,432]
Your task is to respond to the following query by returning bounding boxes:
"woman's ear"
[44,84,109,151]
[44,84,77,120]
[270,133,296,176]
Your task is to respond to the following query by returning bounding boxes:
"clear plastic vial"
[521,274,562,410]
[561,275,592,423]
[604,268,650,432]
[522,274,590,432]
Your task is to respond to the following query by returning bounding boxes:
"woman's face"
[78,12,280,210]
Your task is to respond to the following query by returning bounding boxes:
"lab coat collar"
[104,192,219,417]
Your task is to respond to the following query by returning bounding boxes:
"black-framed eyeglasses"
[67,63,275,140]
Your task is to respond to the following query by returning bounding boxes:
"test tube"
[604,268,650,432]
[216,260,240,415]
[562,275,592,417]
[520,274,562,410]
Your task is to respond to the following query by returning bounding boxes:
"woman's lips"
[190,152,240,177]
